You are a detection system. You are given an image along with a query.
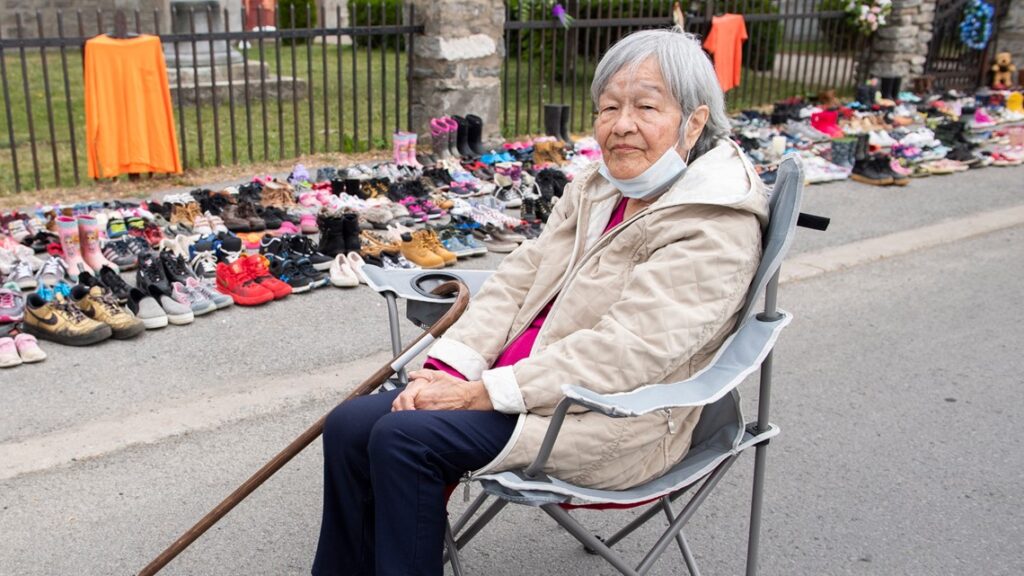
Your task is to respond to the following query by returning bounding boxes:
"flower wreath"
[845,0,892,35]
[960,0,994,51]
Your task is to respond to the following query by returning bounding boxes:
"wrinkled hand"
[391,369,493,412]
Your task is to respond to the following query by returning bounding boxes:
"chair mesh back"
[691,156,805,450]
[738,155,804,322]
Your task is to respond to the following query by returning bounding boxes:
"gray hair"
[591,27,729,161]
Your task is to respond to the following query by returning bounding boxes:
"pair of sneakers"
[215,254,293,306]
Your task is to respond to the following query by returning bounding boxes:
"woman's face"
[595,58,684,180]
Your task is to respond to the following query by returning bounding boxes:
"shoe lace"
[53,296,87,323]
[191,250,217,272]
[163,253,191,278]
[38,257,66,279]
[95,291,123,316]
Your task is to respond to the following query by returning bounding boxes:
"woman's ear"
[682,105,711,154]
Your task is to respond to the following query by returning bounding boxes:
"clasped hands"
[391,369,494,412]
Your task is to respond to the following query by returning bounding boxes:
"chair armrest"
[560,312,792,417]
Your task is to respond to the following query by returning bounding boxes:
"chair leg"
[453,498,508,549]
[745,442,770,576]
[445,520,465,576]
[451,492,490,537]
[659,498,701,576]
[542,504,640,576]
[635,456,738,575]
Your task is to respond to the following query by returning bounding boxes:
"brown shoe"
[219,204,251,232]
[261,181,296,207]
[401,232,445,269]
[236,201,266,231]
[415,229,456,266]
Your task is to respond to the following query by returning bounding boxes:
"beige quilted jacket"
[429,139,769,490]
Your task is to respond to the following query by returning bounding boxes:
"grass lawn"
[2,40,863,199]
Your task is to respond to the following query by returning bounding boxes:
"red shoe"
[240,254,293,299]
[216,260,275,306]
[143,222,164,247]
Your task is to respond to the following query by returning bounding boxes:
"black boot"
[830,138,856,169]
[544,104,563,140]
[559,105,574,145]
[317,214,347,257]
[855,84,874,107]
[854,133,870,162]
[451,115,475,158]
[342,212,362,254]
[851,155,894,186]
[466,114,489,156]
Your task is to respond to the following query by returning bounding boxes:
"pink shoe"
[78,215,118,273]
[14,333,46,363]
[398,196,427,221]
[274,221,302,236]
[974,108,995,126]
[56,216,92,280]
[299,213,319,234]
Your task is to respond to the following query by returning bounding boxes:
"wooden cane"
[138,281,471,576]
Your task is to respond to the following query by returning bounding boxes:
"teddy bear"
[991,52,1016,90]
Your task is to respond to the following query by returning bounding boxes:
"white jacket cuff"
[428,337,488,380]
[481,366,527,414]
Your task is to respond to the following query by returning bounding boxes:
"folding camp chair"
[436,153,809,576]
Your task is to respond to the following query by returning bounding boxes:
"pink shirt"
[425,197,629,379]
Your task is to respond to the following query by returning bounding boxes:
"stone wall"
[407,0,505,145]
[997,0,1024,75]
[868,0,937,78]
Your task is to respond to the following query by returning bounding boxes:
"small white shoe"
[329,254,360,288]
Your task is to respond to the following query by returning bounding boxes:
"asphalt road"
[1,166,1022,575]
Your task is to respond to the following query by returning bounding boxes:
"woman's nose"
[611,108,638,135]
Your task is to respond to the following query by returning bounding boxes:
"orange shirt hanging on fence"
[703,14,748,93]
[84,34,181,179]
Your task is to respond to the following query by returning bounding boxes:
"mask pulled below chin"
[598,145,689,201]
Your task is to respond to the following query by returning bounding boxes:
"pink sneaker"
[973,108,995,127]
[299,213,319,234]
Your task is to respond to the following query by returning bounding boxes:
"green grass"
[0,42,410,196]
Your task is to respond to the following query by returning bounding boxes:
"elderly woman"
[313,27,767,576]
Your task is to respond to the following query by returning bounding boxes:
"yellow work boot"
[417,229,457,266]
[22,293,112,346]
[71,284,145,340]
[1007,92,1023,114]
[401,231,445,269]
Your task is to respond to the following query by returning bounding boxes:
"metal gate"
[924,0,1009,90]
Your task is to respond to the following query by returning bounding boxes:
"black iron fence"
[501,0,873,138]
[924,0,1011,90]
[0,3,420,194]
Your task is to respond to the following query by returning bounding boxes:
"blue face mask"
[598,114,693,201]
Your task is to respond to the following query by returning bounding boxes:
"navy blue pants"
[312,388,517,576]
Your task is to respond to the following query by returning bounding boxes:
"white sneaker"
[329,254,360,288]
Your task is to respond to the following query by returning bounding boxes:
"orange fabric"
[84,34,181,179]
[702,14,748,93]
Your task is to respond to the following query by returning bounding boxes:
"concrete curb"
[781,204,1024,284]
[3,203,1024,481]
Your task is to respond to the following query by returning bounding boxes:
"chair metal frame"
[365,155,808,576]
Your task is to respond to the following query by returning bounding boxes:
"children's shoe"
[35,256,68,287]
[0,286,25,323]
[400,232,445,269]
[148,285,195,325]
[267,256,313,294]
[186,276,233,310]
[14,333,46,363]
[329,254,360,288]
[417,229,456,266]
[126,287,169,330]
[171,281,217,316]
[239,255,292,300]
[4,260,36,290]
[0,336,20,368]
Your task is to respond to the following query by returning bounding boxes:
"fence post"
[407,0,505,146]
[868,0,935,81]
